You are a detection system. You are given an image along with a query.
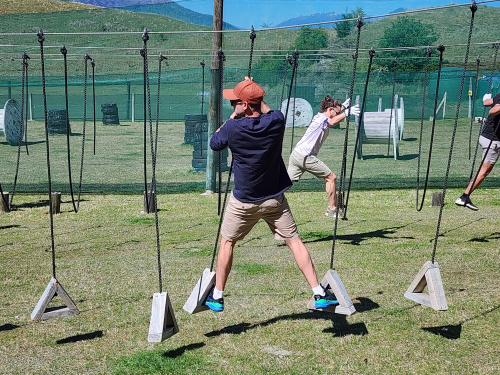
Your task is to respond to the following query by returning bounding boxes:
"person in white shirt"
[287,95,360,218]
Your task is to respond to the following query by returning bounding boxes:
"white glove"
[342,98,351,109]
[345,104,360,117]
[483,93,492,103]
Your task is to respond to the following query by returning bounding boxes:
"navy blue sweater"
[210,110,292,203]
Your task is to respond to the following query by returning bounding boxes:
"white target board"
[0,99,23,145]
[280,98,313,128]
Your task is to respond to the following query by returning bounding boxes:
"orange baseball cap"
[223,80,265,104]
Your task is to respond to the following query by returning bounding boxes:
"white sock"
[312,285,325,296]
[213,287,223,300]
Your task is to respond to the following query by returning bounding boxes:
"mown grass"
[1,187,499,374]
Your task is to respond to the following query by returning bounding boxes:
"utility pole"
[206,0,223,193]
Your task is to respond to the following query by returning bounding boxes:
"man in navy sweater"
[206,77,338,312]
[456,92,500,210]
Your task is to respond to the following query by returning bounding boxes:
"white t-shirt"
[293,112,329,156]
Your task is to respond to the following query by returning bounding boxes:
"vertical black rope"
[387,58,397,156]
[141,29,152,213]
[23,53,29,155]
[217,50,226,216]
[289,51,299,153]
[431,1,477,263]
[284,50,298,150]
[468,55,481,159]
[280,54,292,107]
[92,59,96,156]
[61,46,78,212]
[248,26,256,77]
[38,29,57,278]
[469,43,499,180]
[416,45,445,212]
[330,16,363,269]
[344,48,376,216]
[9,53,30,209]
[153,53,167,293]
[199,59,205,157]
[210,162,233,272]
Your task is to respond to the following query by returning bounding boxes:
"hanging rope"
[290,55,299,153]
[141,28,153,213]
[247,26,256,78]
[199,59,205,157]
[344,48,377,217]
[431,1,477,264]
[9,52,30,209]
[217,50,226,216]
[387,58,398,156]
[91,59,96,156]
[61,46,78,212]
[38,29,57,278]
[468,55,481,159]
[152,53,167,293]
[469,43,499,181]
[330,16,364,269]
[416,45,445,212]
[279,54,293,107]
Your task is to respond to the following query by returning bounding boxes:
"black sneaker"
[204,288,224,312]
[465,198,478,211]
[455,195,467,207]
[314,287,339,309]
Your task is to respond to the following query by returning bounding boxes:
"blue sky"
[173,0,498,29]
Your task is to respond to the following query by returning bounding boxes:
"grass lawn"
[0,188,499,374]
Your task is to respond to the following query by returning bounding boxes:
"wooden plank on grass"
[404,261,448,311]
[31,277,79,321]
[307,269,356,315]
[148,292,179,342]
[183,268,215,314]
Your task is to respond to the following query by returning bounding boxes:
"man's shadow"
[205,296,379,338]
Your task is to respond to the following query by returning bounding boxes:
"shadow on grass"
[205,297,379,338]
[0,225,20,230]
[430,217,486,242]
[422,305,500,340]
[302,224,414,246]
[0,323,20,332]
[163,342,206,358]
[56,330,104,344]
[469,231,500,242]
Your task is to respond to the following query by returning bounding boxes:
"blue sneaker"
[204,289,224,312]
[314,287,339,309]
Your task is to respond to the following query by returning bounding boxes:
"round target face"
[280,98,313,128]
[3,99,23,146]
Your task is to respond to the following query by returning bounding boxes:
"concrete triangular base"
[148,292,179,342]
[183,268,216,314]
[31,277,79,321]
[404,261,448,311]
[307,269,356,315]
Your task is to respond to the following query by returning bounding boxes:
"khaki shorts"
[480,135,500,164]
[288,149,332,182]
[221,192,299,242]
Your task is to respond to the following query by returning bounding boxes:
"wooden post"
[1,192,10,213]
[29,93,33,121]
[206,0,223,194]
[51,192,61,214]
[131,93,135,123]
[144,190,157,213]
[432,192,443,207]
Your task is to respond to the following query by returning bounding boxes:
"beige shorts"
[288,149,332,182]
[480,135,500,164]
[221,192,299,242]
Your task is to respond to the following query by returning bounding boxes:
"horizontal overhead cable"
[0,1,497,36]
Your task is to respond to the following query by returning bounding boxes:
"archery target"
[280,98,313,128]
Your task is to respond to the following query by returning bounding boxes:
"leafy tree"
[377,16,439,72]
[294,27,328,67]
[294,26,328,52]
[336,8,365,38]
